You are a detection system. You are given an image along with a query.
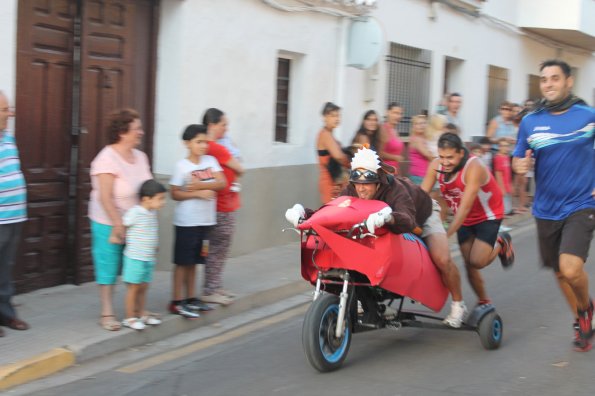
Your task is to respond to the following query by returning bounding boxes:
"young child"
[493,140,513,215]
[478,136,494,172]
[169,124,226,318]
[121,179,167,331]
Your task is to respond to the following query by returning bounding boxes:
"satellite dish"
[347,17,384,70]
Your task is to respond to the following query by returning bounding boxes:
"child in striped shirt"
[121,179,166,331]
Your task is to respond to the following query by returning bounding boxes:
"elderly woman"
[88,108,152,331]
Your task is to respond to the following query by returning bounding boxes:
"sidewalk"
[0,242,310,391]
[0,211,534,391]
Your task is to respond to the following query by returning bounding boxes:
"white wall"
[155,0,344,174]
[0,0,18,102]
[349,0,595,140]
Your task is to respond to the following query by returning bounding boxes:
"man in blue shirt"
[513,60,595,352]
[0,91,29,337]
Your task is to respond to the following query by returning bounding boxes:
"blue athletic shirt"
[513,104,595,220]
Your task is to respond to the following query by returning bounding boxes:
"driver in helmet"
[286,148,467,328]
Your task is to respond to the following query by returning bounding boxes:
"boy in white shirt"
[121,179,166,331]
[169,125,226,318]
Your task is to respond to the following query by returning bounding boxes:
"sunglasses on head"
[350,169,379,183]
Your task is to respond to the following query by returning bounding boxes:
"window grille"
[275,58,290,143]
[385,43,431,136]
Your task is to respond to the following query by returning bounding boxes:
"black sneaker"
[168,302,200,319]
[497,232,514,269]
[185,298,214,312]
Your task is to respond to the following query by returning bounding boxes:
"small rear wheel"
[302,293,352,372]
[478,311,503,350]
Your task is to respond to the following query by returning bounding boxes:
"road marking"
[118,222,536,374]
[117,303,309,374]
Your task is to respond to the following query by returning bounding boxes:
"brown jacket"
[342,173,432,234]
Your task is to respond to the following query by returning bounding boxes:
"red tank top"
[438,156,503,226]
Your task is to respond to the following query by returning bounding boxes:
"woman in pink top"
[407,115,435,185]
[88,109,153,331]
[380,102,405,172]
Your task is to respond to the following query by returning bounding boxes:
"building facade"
[1,0,594,290]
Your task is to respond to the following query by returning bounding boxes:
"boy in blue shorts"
[122,179,167,331]
[169,124,227,318]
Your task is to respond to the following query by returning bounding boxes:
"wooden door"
[14,0,157,292]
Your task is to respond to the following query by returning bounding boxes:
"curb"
[0,348,75,391]
[0,280,311,391]
[0,212,535,391]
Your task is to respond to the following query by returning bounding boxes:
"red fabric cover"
[300,197,448,312]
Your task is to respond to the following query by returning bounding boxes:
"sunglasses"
[350,169,379,183]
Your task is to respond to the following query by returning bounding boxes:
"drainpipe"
[334,16,350,141]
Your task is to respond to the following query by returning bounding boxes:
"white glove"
[285,204,306,227]
[365,207,393,234]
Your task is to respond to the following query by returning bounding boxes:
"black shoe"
[185,298,214,312]
[168,302,200,319]
[497,232,514,269]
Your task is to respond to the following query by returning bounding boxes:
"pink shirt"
[408,136,430,178]
[382,122,404,169]
[88,146,152,225]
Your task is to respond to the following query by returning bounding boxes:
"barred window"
[385,43,431,135]
[275,58,290,143]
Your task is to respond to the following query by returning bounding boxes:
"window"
[275,58,290,143]
[386,43,431,135]
[527,74,540,102]
[486,65,508,123]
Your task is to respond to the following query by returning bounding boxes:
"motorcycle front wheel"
[302,293,352,372]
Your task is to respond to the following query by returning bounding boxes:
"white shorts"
[421,199,446,238]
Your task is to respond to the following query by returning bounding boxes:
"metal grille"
[275,58,290,143]
[486,65,508,124]
[385,42,431,135]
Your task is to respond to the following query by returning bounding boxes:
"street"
[19,222,595,396]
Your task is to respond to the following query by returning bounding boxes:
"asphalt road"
[25,224,595,396]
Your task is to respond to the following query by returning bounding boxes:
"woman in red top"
[201,108,244,305]
[422,133,514,307]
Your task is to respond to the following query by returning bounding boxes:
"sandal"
[140,313,162,326]
[216,289,237,298]
[122,317,146,331]
[99,315,121,331]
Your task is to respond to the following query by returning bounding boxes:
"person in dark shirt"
[286,148,467,327]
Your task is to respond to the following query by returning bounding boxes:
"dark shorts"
[457,219,502,247]
[536,208,595,272]
[173,225,212,266]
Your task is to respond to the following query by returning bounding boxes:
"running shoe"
[185,297,214,312]
[574,307,593,352]
[497,232,514,269]
[573,321,581,348]
[168,302,200,319]
[475,298,493,307]
[443,301,468,328]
